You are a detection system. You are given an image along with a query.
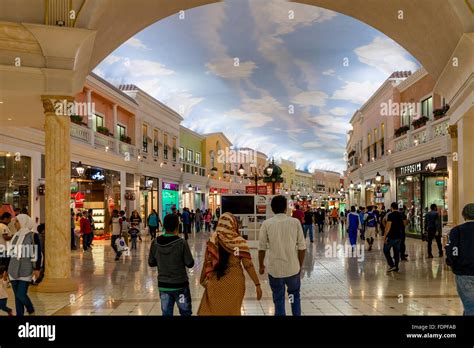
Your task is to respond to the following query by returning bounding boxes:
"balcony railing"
[70,122,91,143]
[394,118,449,153]
[71,123,136,158]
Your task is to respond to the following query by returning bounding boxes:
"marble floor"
[3,224,463,316]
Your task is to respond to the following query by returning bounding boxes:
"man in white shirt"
[258,195,306,316]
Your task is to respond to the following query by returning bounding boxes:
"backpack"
[366,212,376,228]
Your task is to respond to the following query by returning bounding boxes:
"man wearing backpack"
[425,204,443,258]
[364,206,377,251]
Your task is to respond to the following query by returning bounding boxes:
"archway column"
[36,96,78,293]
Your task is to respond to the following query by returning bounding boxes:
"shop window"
[179,147,184,161]
[0,154,31,211]
[381,138,385,156]
[421,96,433,119]
[373,143,377,159]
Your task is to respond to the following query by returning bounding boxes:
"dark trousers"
[0,298,12,314]
[10,280,34,316]
[428,233,443,256]
[82,233,92,251]
[71,228,76,249]
[131,237,137,250]
[159,287,192,316]
[183,224,191,240]
[268,273,301,316]
[149,226,157,240]
[111,235,121,256]
[205,222,211,232]
[317,222,324,233]
[383,239,401,268]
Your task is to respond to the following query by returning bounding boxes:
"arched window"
[210,150,215,168]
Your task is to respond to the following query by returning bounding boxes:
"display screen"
[221,195,255,215]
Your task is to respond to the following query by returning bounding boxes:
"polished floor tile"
[1,223,463,316]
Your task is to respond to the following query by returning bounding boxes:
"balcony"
[70,122,136,156]
[394,117,449,153]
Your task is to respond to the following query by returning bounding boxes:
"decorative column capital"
[41,95,75,115]
[448,125,458,139]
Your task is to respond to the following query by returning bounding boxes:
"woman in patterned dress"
[198,213,262,315]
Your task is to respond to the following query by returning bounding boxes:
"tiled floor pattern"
[2,224,463,316]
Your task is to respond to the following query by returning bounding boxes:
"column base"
[31,278,78,293]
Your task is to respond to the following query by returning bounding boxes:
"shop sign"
[246,185,268,194]
[91,171,105,181]
[398,162,422,176]
[162,182,179,191]
[435,180,445,186]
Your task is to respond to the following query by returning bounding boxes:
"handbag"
[115,237,129,253]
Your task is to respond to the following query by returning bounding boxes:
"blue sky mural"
[94,0,420,173]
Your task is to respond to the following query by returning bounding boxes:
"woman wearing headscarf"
[198,212,262,315]
[7,214,42,316]
[446,203,474,315]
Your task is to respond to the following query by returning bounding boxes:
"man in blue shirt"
[181,208,191,241]
[347,206,360,248]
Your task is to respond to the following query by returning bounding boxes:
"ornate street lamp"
[262,158,283,195]
[75,161,85,176]
[223,170,230,179]
[426,157,437,172]
[349,181,354,189]
[375,172,382,182]
[210,167,218,176]
[238,164,245,176]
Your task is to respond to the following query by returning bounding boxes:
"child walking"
[129,225,140,250]
[0,268,13,316]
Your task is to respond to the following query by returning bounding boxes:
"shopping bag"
[115,237,129,253]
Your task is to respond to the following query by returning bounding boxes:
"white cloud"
[121,58,175,78]
[354,36,418,75]
[329,107,349,116]
[332,80,381,104]
[103,55,121,65]
[315,132,343,141]
[206,58,257,79]
[309,115,351,134]
[161,90,204,118]
[224,109,273,128]
[301,142,322,148]
[125,37,150,50]
[292,91,328,107]
[322,69,336,76]
[240,96,284,114]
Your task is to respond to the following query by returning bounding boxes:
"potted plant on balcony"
[411,116,429,129]
[96,126,110,136]
[433,104,450,120]
[70,115,85,125]
[120,135,131,144]
[394,125,410,137]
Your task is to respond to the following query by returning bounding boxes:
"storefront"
[0,152,31,212]
[139,176,159,223]
[396,156,448,237]
[162,181,179,217]
[70,162,121,236]
[182,184,205,211]
[209,187,229,213]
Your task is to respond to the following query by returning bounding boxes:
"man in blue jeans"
[259,195,306,316]
[148,213,194,316]
[446,203,474,315]
[383,202,403,272]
